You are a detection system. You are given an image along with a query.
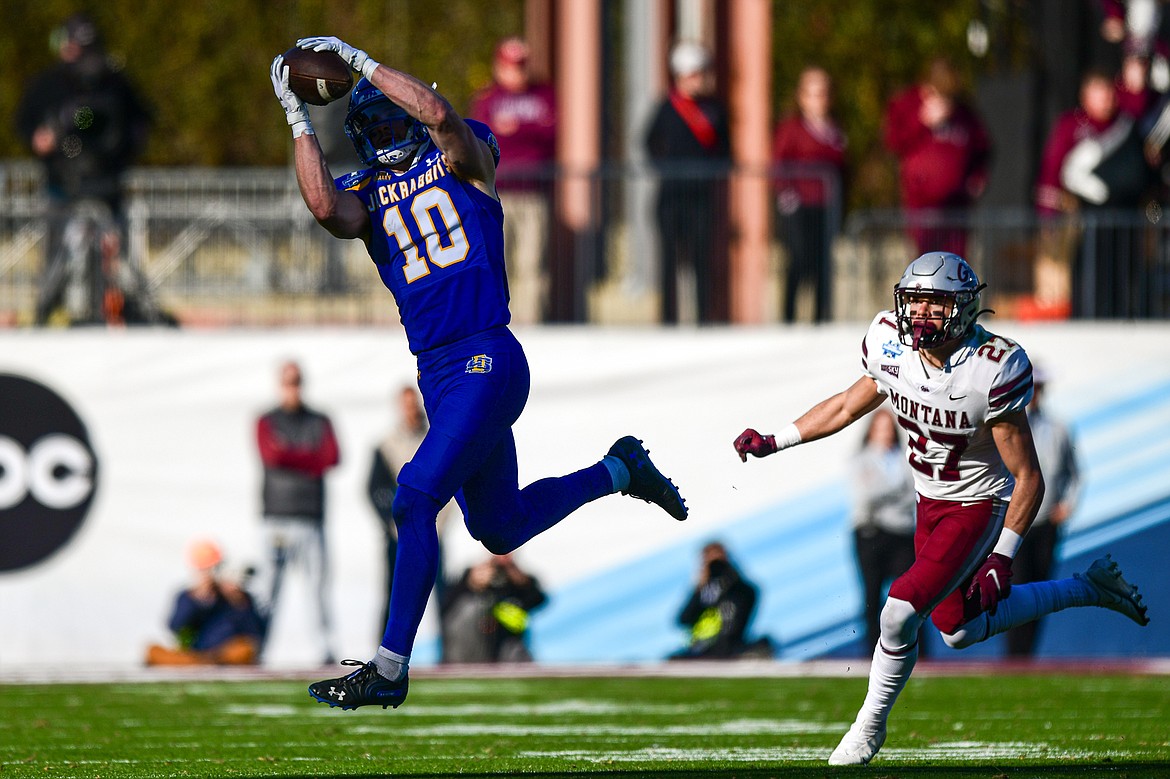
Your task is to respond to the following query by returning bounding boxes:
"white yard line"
[4,657,1170,684]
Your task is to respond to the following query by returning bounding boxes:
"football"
[282,47,353,106]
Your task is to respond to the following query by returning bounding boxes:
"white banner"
[1,322,1167,669]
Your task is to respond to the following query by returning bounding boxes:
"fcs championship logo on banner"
[0,374,98,572]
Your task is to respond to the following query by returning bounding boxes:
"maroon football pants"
[887,495,1005,635]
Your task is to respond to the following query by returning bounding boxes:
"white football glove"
[269,55,313,139]
[297,36,380,81]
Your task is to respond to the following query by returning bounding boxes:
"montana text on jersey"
[862,312,1033,502]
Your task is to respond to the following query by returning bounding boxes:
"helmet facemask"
[344,80,430,168]
[893,252,989,350]
[894,288,981,349]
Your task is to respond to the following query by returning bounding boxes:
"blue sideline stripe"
[1077,407,1170,461]
[784,620,867,660]
[535,489,848,634]
[1069,378,1170,433]
[763,381,1170,658]
[1062,494,1170,558]
[531,489,855,662]
[529,378,1170,663]
[1073,441,1170,528]
[1075,405,1170,458]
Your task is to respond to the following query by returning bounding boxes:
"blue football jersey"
[336,121,509,354]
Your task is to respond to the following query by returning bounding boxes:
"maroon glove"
[734,428,778,462]
[965,553,1013,615]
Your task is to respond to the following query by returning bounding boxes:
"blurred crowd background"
[1,0,1167,328]
[3,1,1169,669]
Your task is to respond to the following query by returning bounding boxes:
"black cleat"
[308,659,408,710]
[1076,554,1150,627]
[608,435,688,520]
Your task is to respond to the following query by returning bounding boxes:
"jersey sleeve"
[464,119,501,168]
[334,168,374,194]
[987,347,1034,420]
[861,310,900,395]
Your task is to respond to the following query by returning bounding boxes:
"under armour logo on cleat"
[329,687,345,700]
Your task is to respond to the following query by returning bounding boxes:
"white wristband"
[992,528,1023,559]
[774,422,802,451]
[286,105,314,139]
[289,119,315,139]
[359,57,380,81]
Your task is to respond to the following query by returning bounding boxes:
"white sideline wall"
[0,322,1167,669]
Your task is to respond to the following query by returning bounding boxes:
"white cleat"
[828,719,887,766]
[1076,554,1150,627]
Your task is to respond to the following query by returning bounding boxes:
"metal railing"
[2,160,1167,326]
[841,207,1170,320]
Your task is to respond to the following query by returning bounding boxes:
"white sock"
[857,640,918,728]
[373,646,409,681]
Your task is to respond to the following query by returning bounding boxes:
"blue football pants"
[382,329,613,655]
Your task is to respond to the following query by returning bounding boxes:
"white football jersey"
[861,311,1034,501]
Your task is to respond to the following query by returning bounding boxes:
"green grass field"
[3,668,1169,778]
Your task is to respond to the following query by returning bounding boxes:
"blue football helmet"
[893,252,989,350]
[344,78,430,167]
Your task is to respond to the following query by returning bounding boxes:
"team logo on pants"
[465,354,493,374]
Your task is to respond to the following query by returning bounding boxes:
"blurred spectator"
[1101,0,1170,91]
[14,12,150,326]
[440,554,548,663]
[1036,68,1157,317]
[849,408,920,657]
[255,360,340,664]
[367,385,458,633]
[882,57,990,257]
[1006,367,1081,657]
[145,540,263,666]
[1117,49,1159,120]
[645,41,731,324]
[771,65,847,324]
[669,541,773,660]
[467,37,557,325]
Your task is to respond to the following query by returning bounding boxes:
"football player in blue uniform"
[270,36,688,710]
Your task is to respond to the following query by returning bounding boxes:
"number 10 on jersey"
[382,188,470,282]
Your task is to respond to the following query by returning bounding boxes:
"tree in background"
[2,1,1020,209]
[0,0,523,166]
[771,2,985,208]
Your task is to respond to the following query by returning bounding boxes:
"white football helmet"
[893,252,988,349]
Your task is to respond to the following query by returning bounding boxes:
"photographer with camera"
[145,540,264,666]
[14,12,151,326]
[439,554,548,664]
[670,541,774,660]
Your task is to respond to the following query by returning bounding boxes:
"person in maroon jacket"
[467,37,557,325]
[255,359,340,664]
[772,66,847,324]
[1036,69,1155,317]
[883,58,991,257]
